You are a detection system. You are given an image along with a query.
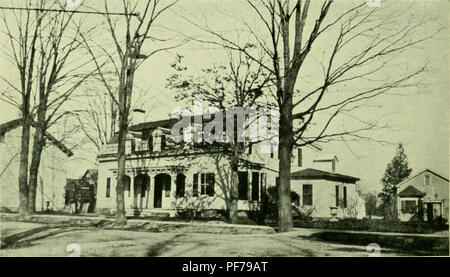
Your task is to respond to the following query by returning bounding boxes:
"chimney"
[131,108,145,126]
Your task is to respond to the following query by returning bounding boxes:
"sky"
[0,0,448,194]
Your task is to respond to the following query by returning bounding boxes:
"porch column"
[132,174,138,209]
[248,171,253,202]
[129,173,135,209]
[170,172,177,209]
[148,175,155,208]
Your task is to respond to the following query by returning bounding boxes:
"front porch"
[116,166,186,218]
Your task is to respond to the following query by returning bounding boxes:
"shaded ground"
[0,221,420,257]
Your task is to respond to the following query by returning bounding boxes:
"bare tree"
[178,0,440,231]
[1,0,95,214]
[82,0,185,225]
[75,82,151,154]
[167,51,272,223]
[0,0,43,217]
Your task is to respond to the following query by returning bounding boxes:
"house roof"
[0,118,73,157]
[128,118,179,132]
[82,169,98,179]
[398,185,425,198]
[126,116,323,150]
[291,168,360,184]
[396,168,449,188]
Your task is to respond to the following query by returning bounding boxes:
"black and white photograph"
[0,0,448,262]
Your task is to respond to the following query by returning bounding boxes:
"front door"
[154,174,171,208]
[154,182,163,208]
[426,203,433,222]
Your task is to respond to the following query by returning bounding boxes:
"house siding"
[0,127,67,211]
[291,179,365,219]
[95,124,362,219]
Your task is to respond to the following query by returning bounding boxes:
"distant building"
[0,119,73,212]
[397,169,449,222]
[95,114,365,219]
[64,169,98,214]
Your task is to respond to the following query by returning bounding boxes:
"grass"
[3,209,448,235]
[290,218,449,234]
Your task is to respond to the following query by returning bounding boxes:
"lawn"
[290,218,449,234]
[1,221,411,257]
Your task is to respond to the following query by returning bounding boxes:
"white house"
[396,169,449,222]
[96,113,365,219]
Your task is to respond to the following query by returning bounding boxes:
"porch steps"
[125,208,174,218]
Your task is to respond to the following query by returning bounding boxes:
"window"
[270,145,274,159]
[298,148,303,167]
[248,143,253,155]
[332,160,336,173]
[176,174,186,197]
[260,173,267,200]
[425,175,431,186]
[252,172,260,201]
[160,135,167,150]
[343,186,347,208]
[106,177,111,198]
[193,173,199,197]
[124,176,130,197]
[148,134,153,152]
[200,173,215,196]
[401,200,417,213]
[335,185,339,207]
[302,184,313,206]
[238,172,249,200]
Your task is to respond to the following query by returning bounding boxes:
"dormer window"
[147,134,153,152]
[161,135,167,150]
[424,175,430,186]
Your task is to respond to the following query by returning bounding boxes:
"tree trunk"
[229,157,239,224]
[18,119,31,218]
[116,114,128,225]
[115,67,128,225]
[277,106,294,232]
[28,128,45,213]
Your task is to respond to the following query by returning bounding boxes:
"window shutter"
[343,186,347,208]
[252,172,259,201]
[176,174,185,197]
[193,173,198,197]
[335,185,339,207]
[302,184,313,206]
[238,172,248,200]
[148,134,153,152]
[106,177,111,198]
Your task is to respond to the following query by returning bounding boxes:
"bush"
[292,205,314,223]
[262,186,301,221]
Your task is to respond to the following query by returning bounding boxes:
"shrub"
[262,186,301,221]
